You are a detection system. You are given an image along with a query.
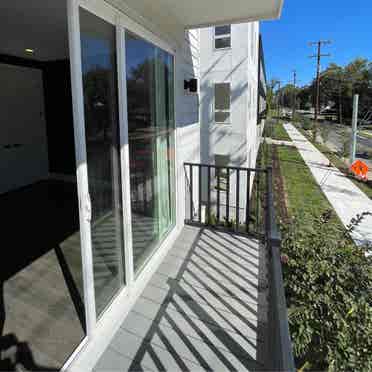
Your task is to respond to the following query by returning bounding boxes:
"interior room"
[0,1,85,369]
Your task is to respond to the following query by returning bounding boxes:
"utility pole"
[292,70,297,123]
[338,81,343,125]
[276,81,281,119]
[350,94,359,164]
[309,40,331,122]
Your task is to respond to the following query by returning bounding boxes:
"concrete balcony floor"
[94,225,270,371]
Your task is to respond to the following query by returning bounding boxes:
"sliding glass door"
[125,32,175,273]
[72,0,175,326]
[79,8,125,317]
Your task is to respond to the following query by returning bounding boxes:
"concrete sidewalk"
[283,123,372,247]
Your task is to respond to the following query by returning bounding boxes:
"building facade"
[0,0,281,371]
[200,22,265,171]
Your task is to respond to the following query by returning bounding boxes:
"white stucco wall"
[176,29,201,223]
[199,22,260,169]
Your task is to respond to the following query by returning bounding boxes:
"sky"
[261,0,372,87]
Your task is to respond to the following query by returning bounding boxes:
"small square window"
[215,37,231,49]
[214,25,231,50]
[214,83,231,124]
[215,25,231,36]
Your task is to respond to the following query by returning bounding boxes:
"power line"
[308,40,332,121]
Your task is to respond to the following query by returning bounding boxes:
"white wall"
[199,22,260,169]
[175,29,201,223]
[0,63,48,194]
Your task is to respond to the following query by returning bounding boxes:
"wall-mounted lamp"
[184,78,198,93]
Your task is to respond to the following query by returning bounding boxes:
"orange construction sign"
[350,160,369,180]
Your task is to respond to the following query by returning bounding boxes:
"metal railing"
[184,162,267,237]
[265,166,296,371]
[184,162,295,370]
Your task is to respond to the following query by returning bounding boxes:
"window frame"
[213,25,231,51]
[214,82,231,125]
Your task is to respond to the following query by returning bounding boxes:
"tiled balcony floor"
[94,225,270,371]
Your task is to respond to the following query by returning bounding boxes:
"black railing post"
[256,171,260,234]
[189,164,193,221]
[226,168,230,223]
[236,169,240,231]
[207,166,211,224]
[217,167,220,223]
[198,165,202,223]
[245,170,251,233]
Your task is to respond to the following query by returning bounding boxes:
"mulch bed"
[271,144,290,224]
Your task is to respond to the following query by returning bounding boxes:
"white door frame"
[67,0,97,340]
[64,0,178,370]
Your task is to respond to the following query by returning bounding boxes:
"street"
[322,122,372,172]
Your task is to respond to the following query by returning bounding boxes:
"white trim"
[116,25,134,286]
[66,0,97,338]
[60,336,88,372]
[76,0,130,318]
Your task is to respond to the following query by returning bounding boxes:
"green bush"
[281,211,372,371]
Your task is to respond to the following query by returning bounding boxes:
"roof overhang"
[108,0,283,31]
[181,0,284,28]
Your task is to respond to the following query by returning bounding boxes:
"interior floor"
[0,179,168,369]
[0,180,85,370]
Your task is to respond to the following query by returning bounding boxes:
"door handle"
[82,192,92,223]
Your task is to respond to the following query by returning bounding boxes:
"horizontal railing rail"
[184,162,267,237]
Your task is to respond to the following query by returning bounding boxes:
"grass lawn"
[274,144,345,230]
[270,120,292,141]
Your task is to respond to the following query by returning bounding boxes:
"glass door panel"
[125,32,175,273]
[79,8,125,317]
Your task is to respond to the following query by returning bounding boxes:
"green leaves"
[281,211,372,371]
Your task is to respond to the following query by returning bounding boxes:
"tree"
[266,78,280,116]
[305,58,372,123]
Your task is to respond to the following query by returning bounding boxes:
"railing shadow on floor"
[128,227,267,371]
[182,162,296,371]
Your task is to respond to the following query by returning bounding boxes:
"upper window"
[214,82,231,124]
[214,25,231,49]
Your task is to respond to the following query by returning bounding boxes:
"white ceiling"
[108,0,283,30]
[0,0,283,62]
[0,0,69,61]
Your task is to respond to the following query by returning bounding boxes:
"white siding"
[176,29,201,224]
[200,22,261,171]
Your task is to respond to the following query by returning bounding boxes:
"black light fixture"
[184,78,198,93]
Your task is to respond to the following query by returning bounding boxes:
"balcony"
[93,164,294,371]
